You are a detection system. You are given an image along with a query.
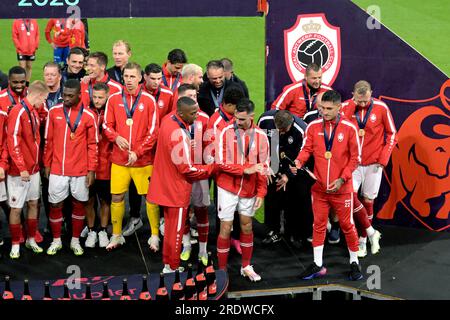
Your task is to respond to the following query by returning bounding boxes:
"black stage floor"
[1,206,449,300]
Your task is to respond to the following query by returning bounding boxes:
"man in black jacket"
[198,60,248,117]
[258,110,313,248]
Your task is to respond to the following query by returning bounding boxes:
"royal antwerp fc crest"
[284,13,341,86]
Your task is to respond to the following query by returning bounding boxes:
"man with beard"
[161,49,187,92]
[143,63,174,122]
[198,60,248,117]
[272,63,332,118]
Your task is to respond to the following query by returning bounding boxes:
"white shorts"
[48,174,89,204]
[191,179,211,207]
[7,173,41,208]
[352,164,383,200]
[0,180,7,202]
[217,186,256,222]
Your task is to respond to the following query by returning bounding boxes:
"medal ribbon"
[122,88,142,121]
[355,99,374,130]
[63,104,84,134]
[323,114,341,153]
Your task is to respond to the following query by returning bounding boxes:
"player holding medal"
[291,90,363,281]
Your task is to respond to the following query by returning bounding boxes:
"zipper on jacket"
[62,108,70,176]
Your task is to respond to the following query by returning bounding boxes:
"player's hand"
[253,197,263,210]
[276,174,289,191]
[44,167,50,179]
[0,167,5,181]
[126,151,137,166]
[244,163,263,175]
[86,171,95,187]
[327,178,345,193]
[80,76,90,84]
[21,170,31,182]
[115,136,129,151]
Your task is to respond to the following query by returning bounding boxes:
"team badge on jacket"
[338,132,344,142]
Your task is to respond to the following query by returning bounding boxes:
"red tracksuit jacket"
[43,101,98,176]
[45,19,70,47]
[296,116,361,194]
[271,81,332,117]
[341,98,397,166]
[143,83,174,123]
[147,114,213,208]
[215,122,269,198]
[0,108,9,171]
[162,63,182,92]
[205,105,234,159]
[12,19,40,56]
[7,99,41,176]
[103,85,159,166]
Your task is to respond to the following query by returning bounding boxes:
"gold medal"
[126,118,133,126]
[324,151,332,159]
[359,129,365,137]
[70,132,75,140]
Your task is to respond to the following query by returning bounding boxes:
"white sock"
[11,244,20,250]
[349,250,359,264]
[199,242,207,255]
[313,245,324,267]
[182,234,191,248]
[359,236,367,244]
[53,237,62,244]
[366,226,375,238]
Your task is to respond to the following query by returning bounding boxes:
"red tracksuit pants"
[163,206,188,270]
[311,190,359,252]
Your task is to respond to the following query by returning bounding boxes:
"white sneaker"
[80,226,89,238]
[357,242,367,258]
[106,234,125,251]
[9,244,20,259]
[240,265,261,282]
[122,218,143,237]
[162,265,185,274]
[148,235,160,252]
[47,239,63,255]
[190,228,199,237]
[98,230,110,248]
[70,238,84,256]
[369,230,382,255]
[85,231,98,248]
[25,238,43,253]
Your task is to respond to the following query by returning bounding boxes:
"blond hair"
[113,40,131,53]
[353,80,372,95]
[28,80,49,94]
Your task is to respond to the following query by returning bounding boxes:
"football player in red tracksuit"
[143,63,174,124]
[0,66,27,112]
[7,81,49,259]
[171,84,211,266]
[45,18,71,64]
[205,84,245,255]
[12,19,40,83]
[293,90,363,281]
[43,79,98,256]
[341,80,397,257]
[103,62,159,251]
[81,52,122,108]
[216,98,269,282]
[161,49,187,92]
[271,63,332,118]
[147,97,214,273]
[170,63,204,112]
[84,82,113,249]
